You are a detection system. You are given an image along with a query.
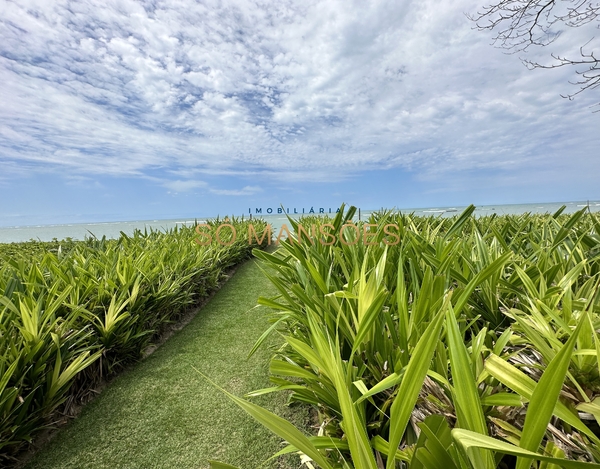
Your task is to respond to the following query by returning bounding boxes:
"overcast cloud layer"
[0,0,598,223]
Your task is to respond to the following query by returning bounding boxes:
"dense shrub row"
[213,205,600,468]
[0,218,266,461]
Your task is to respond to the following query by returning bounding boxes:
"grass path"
[25,258,308,469]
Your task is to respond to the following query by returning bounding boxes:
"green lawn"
[24,258,309,469]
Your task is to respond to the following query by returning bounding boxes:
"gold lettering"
[248,223,272,245]
[296,224,314,245]
[339,223,359,246]
[383,224,400,246]
[319,223,336,245]
[276,224,293,245]
[194,223,212,246]
[362,223,378,246]
[216,223,237,246]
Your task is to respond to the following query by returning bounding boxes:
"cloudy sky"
[1,0,598,225]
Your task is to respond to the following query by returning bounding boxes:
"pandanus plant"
[0,217,266,461]
[206,205,600,468]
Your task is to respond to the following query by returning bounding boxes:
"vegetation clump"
[0,217,266,462]
[212,205,600,468]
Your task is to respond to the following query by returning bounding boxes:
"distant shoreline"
[1,200,599,244]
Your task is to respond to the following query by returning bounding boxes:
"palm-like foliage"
[209,205,600,468]
[0,218,266,461]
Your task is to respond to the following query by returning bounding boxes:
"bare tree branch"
[467,0,600,107]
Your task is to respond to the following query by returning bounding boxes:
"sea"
[1,201,600,244]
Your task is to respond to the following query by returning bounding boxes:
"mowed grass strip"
[24,259,308,469]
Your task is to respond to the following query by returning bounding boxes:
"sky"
[1,0,599,226]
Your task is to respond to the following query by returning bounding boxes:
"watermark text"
[195,222,400,246]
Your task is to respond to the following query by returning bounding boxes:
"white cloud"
[0,0,598,187]
[163,179,206,192]
[210,185,262,196]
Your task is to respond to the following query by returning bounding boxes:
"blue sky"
[1,0,599,226]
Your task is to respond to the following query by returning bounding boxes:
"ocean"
[1,201,599,244]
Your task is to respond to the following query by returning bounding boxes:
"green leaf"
[195,367,334,469]
[453,251,511,317]
[270,359,318,382]
[354,371,405,405]
[386,302,446,469]
[273,436,350,457]
[577,397,600,426]
[369,436,411,462]
[352,289,388,354]
[480,392,525,407]
[444,205,476,240]
[516,312,587,469]
[484,354,600,445]
[415,417,460,469]
[452,429,600,469]
[308,313,378,469]
[445,303,494,469]
[247,313,291,359]
[552,207,586,249]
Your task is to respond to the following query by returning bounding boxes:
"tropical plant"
[0,217,267,462]
[206,205,600,468]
